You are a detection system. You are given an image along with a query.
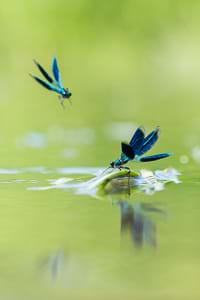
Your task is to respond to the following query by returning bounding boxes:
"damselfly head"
[110,161,115,168]
[62,88,72,98]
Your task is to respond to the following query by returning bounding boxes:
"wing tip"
[138,125,145,134]
[29,73,36,79]
[33,59,39,66]
[154,126,160,135]
[52,55,58,63]
[166,152,174,157]
[137,125,160,136]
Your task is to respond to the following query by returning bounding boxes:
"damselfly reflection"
[118,201,166,248]
[38,249,67,282]
[30,56,72,107]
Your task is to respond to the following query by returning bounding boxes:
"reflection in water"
[118,200,166,248]
[39,249,67,282]
[48,250,66,281]
[39,200,166,285]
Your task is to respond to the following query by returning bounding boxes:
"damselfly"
[30,56,72,107]
[110,126,172,170]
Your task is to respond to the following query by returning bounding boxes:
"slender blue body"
[30,56,72,103]
[110,126,172,169]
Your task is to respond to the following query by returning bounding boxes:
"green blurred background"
[0,0,200,169]
[0,1,200,299]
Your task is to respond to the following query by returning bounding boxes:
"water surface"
[0,166,198,299]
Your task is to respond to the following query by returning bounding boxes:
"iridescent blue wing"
[52,56,63,88]
[121,142,135,159]
[129,127,145,152]
[33,60,54,83]
[136,127,159,156]
[30,74,61,94]
[139,153,172,162]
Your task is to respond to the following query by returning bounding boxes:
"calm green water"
[0,0,200,298]
[0,166,199,300]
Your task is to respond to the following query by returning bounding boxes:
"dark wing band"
[30,74,60,94]
[121,142,135,159]
[136,127,159,156]
[129,127,145,152]
[33,60,54,84]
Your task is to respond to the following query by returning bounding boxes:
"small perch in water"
[78,168,140,195]
[77,168,181,196]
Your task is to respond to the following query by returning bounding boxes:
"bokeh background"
[0,1,200,299]
[1,0,200,169]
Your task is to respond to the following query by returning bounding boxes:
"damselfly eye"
[110,162,114,167]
